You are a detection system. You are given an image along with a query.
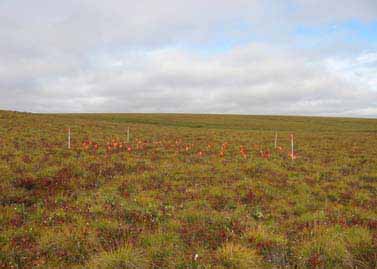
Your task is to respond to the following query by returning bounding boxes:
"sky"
[1,0,377,117]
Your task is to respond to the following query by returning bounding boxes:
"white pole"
[68,128,71,149]
[127,127,130,143]
[274,131,278,149]
[291,134,294,160]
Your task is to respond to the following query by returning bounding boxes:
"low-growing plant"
[243,225,289,266]
[296,225,375,268]
[216,242,264,269]
[140,231,184,268]
[84,244,148,269]
[1,112,377,268]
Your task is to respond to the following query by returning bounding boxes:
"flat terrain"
[0,111,376,268]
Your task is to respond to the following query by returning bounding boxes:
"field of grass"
[1,110,376,268]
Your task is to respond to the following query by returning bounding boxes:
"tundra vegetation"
[0,110,376,268]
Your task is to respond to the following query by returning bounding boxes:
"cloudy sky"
[1,0,377,117]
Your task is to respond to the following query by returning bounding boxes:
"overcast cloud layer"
[1,0,377,116]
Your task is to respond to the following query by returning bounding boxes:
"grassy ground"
[0,110,376,268]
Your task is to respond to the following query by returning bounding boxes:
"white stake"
[290,134,294,160]
[68,128,71,149]
[127,127,130,143]
[274,131,278,149]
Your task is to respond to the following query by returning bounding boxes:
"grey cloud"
[1,0,376,54]
[0,1,376,116]
[3,45,373,117]
[292,0,377,23]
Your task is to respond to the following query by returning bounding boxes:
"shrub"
[85,245,148,269]
[39,227,96,266]
[140,231,183,268]
[216,242,264,269]
[92,219,130,251]
[206,186,235,210]
[179,209,235,249]
[296,225,374,268]
[343,226,375,268]
[243,225,288,266]
[0,227,40,268]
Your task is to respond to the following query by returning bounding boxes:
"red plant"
[308,253,322,268]
[244,190,256,204]
[219,142,229,157]
[288,152,298,160]
[93,142,99,151]
[260,150,271,159]
[82,140,99,152]
[240,146,247,159]
[222,142,228,150]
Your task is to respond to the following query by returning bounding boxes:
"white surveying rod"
[68,128,71,149]
[291,134,294,160]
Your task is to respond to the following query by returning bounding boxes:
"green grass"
[0,110,376,268]
[52,112,377,132]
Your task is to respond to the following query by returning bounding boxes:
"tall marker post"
[68,128,71,149]
[290,134,294,160]
[127,127,130,143]
[274,131,278,149]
